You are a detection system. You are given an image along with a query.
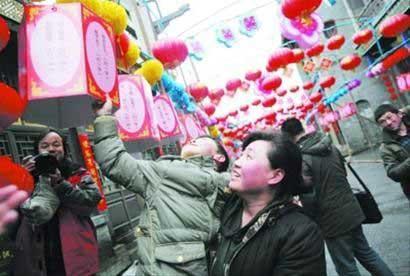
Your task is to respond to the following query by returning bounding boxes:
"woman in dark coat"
[13,128,101,276]
[211,131,326,276]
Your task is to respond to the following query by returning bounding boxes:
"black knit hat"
[374,104,399,122]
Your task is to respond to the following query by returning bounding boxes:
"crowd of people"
[0,100,408,276]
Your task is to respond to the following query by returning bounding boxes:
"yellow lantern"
[135,59,164,86]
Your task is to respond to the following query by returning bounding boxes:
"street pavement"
[123,149,410,276]
[325,149,410,276]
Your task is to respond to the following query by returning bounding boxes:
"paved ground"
[325,149,410,276]
[123,149,410,276]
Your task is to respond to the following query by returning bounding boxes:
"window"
[345,0,366,11]
[323,20,337,38]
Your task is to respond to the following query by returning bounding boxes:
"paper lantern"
[204,103,216,116]
[136,59,164,86]
[309,91,323,103]
[264,112,277,122]
[152,38,188,69]
[0,16,10,53]
[226,78,242,92]
[281,0,322,20]
[229,110,239,117]
[381,47,410,71]
[240,104,249,112]
[209,88,224,102]
[303,81,315,90]
[327,34,345,50]
[276,89,287,97]
[252,99,261,106]
[340,54,362,71]
[245,70,262,81]
[0,156,34,193]
[116,33,141,69]
[0,83,27,131]
[261,75,282,91]
[188,83,209,102]
[352,29,373,45]
[292,48,305,63]
[317,103,326,113]
[379,14,410,38]
[306,43,324,57]
[319,76,336,89]
[304,101,314,110]
[290,85,299,93]
[262,96,277,107]
[267,48,295,71]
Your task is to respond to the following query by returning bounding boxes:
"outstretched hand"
[0,185,28,233]
[92,98,113,117]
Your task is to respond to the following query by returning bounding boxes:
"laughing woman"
[211,132,326,276]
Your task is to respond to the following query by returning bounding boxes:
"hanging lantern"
[304,101,314,110]
[276,89,287,97]
[245,70,262,81]
[319,76,336,89]
[229,110,239,117]
[116,33,141,70]
[380,47,410,71]
[226,78,242,92]
[188,83,209,102]
[309,91,323,103]
[340,54,362,71]
[264,112,277,122]
[240,104,249,112]
[306,43,324,57]
[292,48,305,63]
[317,103,326,113]
[203,103,216,116]
[281,0,323,21]
[327,34,345,51]
[262,96,277,107]
[252,98,261,106]
[261,75,282,91]
[209,88,225,102]
[290,85,299,93]
[352,29,373,45]
[135,59,163,86]
[267,48,295,71]
[0,82,27,131]
[152,38,189,69]
[0,16,10,53]
[303,81,315,90]
[379,14,410,38]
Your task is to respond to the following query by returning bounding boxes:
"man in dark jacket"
[281,118,393,276]
[374,104,410,200]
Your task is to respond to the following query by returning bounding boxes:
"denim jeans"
[326,225,394,276]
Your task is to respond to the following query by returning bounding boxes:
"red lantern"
[290,85,299,93]
[188,83,209,102]
[309,91,323,103]
[252,99,261,106]
[306,43,324,58]
[262,96,277,107]
[327,35,345,51]
[0,16,10,53]
[0,156,34,193]
[352,29,373,45]
[276,89,287,97]
[264,112,277,122]
[245,70,262,81]
[277,106,284,113]
[261,75,282,91]
[0,82,27,131]
[226,78,242,92]
[304,101,314,110]
[229,110,239,117]
[379,14,410,38]
[296,102,304,109]
[317,103,326,113]
[267,48,295,71]
[340,54,362,71]
[209,88,224,102]
[319,76,336,89]
[387,87,395,94]
[381,47,410,70]
[240,104,249,112]
[203,104,216,116]
[152,38,188,69]
[303,81,315,90]
[281,0,322,20]
[292,48,305,63]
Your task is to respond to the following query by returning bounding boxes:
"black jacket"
[298,132,365,238]
[210,195,326,276]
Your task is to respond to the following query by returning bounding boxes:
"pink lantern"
[240,104,249,112]
[152,38,188,69]
[245,70,262,81]
[276,89,287,97]
[188,83,209,102]
[226,78,242,92]
[261,75,282,91]
[203,103,216,116]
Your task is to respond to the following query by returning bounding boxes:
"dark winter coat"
[298,132,365,238]
[379,108,410,197]
[210,195,326,276]
[12,168,101,276]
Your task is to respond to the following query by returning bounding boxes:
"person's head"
[374,104,403,132]
[280,117,305,142]
[33,128,67,161]
[229,131,303,198]
[181,135,230,172]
